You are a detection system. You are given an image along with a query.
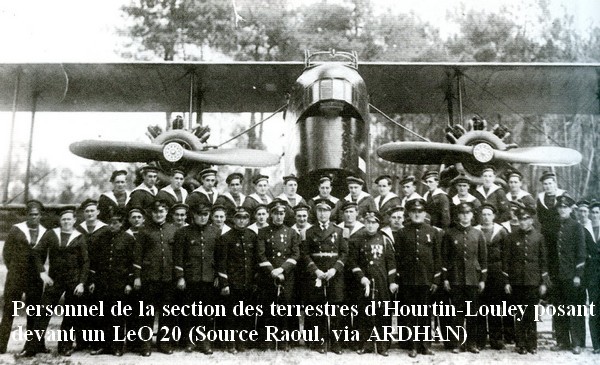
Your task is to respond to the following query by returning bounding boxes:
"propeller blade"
[182,148,281,167]
[493,147,583,166]
[377,142,472,164]
[69,140,164,162]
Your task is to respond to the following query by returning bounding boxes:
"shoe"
[159,347,173,355]
[551,344,568,351]
[40,347,51,354]
[572,346,581,355]
[227,347,238,354]
[356,348,366,355]
[90,348,106,355]
[467,346,479,354]
[517,347,528,355]
[528,348,537,354]
[421,348,434,355]
[491,341,505,350]
[378,349,389,356]
[60,349,74,357]
[593,348,600,354]
[140,350,151,357]
[408,349,418,357]
[184,345,195,353]
[113,350,123,357]
[200,342,213,355]
[332,344,342,355]
[17,349,37,358]
[452,348,460,354]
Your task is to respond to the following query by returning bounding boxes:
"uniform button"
[369,261,373,265]
[277,252,281,257]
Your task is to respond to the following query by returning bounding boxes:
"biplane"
[0,50,597,202]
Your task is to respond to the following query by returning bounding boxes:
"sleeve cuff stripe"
[218,272,228,279]
[336,260,345,267]
[351,268,362,273]
[133,264,141,269]
[259,262,272,267]
[175,266,184,271]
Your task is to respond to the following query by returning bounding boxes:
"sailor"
[186,168,219,209]
[277,174,307,226]
[301,199,348,354]
[449,174,482,225]
[98,170,130,223]
[248,204,269,234]
[156,168,188,207]
[291,202,312,239]
[170,202,189,228]
[215,172,247,226]
[587,201,600,354]
[256,200,301,351]
[472,165,510,222]
[421,170,451,229]
[395,198,442,357]
[173,203,220,354]
[350,210,396,357]
[373,175,401,214]
[128,165,160,212]
[399,175,423,208]
[344,176,376,221]
[242,174,273,215]
[383,205,405,243]
[504,169,535,211]
[210,204,230,235]
[307,176,341,224]
[215,207,257,354]
[0,200,48,355]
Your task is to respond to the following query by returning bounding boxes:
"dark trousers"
[511,286,539,350]
[550,279,586,348]
[476,278,512,348]
[222,288,255,350]
[0,271,43,353]
[94,292,128,352]
[356,298,391,352]
[449,285,478,348]
[181,281,217,347]
[304,300,343,351]
[25,281,84,353]
[432,289,453,349]
[139,280,175,352]
[400,285,432,352]
[589,284,600,350]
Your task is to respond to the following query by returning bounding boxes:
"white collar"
[452,194,477,205]
[277,193,303,206]
[52,228,82,247]
[222,192,246,206]
[192,186,219,202]
[375,192,398,206]
[79,220,107,234]
[15,222,47,247]
[402,192,422,206]
[344,191,370,203]
[380,226,395,243]
[249,193,272,204]
[160,185,188,201]
[101,190,131,205]
[537,189,566,209]
[474,223,505,240]
[476,184,501,198]
[312,195,339,204]
[132,183,157,195]
[506,190,531,201]
[247,222,268,234]
[221,224,231,235]
[337,221,365,236]
[291,223,312,234]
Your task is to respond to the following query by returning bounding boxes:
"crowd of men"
[1,164,599,358]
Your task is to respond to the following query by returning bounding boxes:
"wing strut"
[369,104,429,142]
[217,105,287,147]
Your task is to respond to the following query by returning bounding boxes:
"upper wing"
[0,62,598,114]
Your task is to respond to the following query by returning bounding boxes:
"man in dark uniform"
[173,203,220,354]
[23,207,89,357]
[98,170,130,223]
[0,200,47,355]
[88,208,135,356]
[549,195,586,354]
[242,174,273,215]
[308,176,341,224]
[350,210,396,356]
[215,207,257,354]
[128,165,160,212]
[211,204,230,235]
[133,199,178,356]
[472,166,510,222]
[256,200,301,351]
[505,170,536,211]
[503,206,548,355]
[588,201,600,354]
[215,172,247,226]
[186,168,219,209]
[343,176,376,222]
[395,198,442,357]
[474,203,511,350]
[156,168,187,207]
[301,199,348,354]
[373,175,401,214]
[400,175,423,207]
[76,199,109,352]
[170,202,189,228]
[442,202,487,354]
[422,170,451,229]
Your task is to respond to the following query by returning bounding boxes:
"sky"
[0,0,598,199]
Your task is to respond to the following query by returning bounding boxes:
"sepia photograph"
[0,0,599,364]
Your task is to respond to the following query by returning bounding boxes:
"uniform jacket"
[423,189,451,228]
[308,195,342,224]
[585,224,600,297]
[133,221,177,282]
[343,192,377,222]
[451,194,482,225]
[215,227,257,290]
[156,185,188,207]
[173,223,219,283]
[536,189,568,238]
[277,193,307,227]
[395,222,442,286]
[554,217,586,281]
[505,190,536,211]
[474,223,508,281]
[374,193,402,214]
[89,229,135,294]
[442,224,488,286]
[349,231,396,301]
[242,193,273,217]
[502,227,548,287]
[186,186,219,208]
[256,224,301,301]
[34,228,89,286]
[98,191,130,223]
[215,193,247,225]
[3,222,46,275]
[302,222,348,303]
[401,192,423,208]
[472,184,510,221]
[128,184,157,211]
